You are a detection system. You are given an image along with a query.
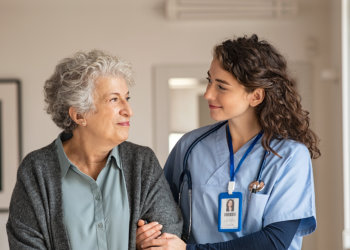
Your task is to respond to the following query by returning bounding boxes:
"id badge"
[218,192,242,232]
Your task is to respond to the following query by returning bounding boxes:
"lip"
[117,121,130,126]
[208,104,221,109]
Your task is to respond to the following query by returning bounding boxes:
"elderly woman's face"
[84,76,132,147]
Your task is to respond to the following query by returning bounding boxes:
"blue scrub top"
[164,122,316,250]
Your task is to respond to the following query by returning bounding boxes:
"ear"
[249,88,265,107]
[68,107,87,127]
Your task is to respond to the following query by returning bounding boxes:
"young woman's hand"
[140,232,186,250]
[136,220,163,250]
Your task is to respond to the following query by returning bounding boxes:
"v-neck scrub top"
[164,122,316,250]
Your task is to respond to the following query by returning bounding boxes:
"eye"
[126,96,131,102]
[206,77,212,84]
[110,97,118,102]
[217,84,226,91]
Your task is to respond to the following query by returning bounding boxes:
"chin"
[210,114,226,122]
[109,135,128,147]
[118,133,129,142]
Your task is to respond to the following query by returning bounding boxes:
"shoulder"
[119,141,161,174]
[19,141,57,174]
[175,122,226,150]
[119,141,156,159]
[15,140,61,191]
[271,139,310,160]
[269,139,312,176]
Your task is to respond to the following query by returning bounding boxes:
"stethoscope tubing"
[180,121,228,192]
[179,121,227,241]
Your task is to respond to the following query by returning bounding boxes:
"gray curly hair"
[44,49,134,132]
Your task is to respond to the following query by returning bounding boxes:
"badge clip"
[228,181,235,195]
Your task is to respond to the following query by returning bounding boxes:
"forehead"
[94,76,129,96]
[209,58,230,76]
[208,58,241,86]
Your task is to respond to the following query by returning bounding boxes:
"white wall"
[170,88,200,133]
[0,0,342,249]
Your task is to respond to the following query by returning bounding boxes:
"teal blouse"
[55,134,130,250]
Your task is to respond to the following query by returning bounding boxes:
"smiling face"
[83,76,133,148]
[204,58,256,123]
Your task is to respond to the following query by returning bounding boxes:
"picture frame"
[0,79,22,212]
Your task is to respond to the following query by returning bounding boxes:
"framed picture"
[0,79,22,212]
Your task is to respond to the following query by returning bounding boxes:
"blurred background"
[0,0,346,249]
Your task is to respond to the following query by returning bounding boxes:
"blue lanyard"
[226,125,263,182]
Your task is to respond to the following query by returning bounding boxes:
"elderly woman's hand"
[136,220,163,250]
[140,233,186,250]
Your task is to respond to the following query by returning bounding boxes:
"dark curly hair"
[214,34,320,159]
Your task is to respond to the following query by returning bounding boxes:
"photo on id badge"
[218,193,242,232]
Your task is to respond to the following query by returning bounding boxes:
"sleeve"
[263,144,316,236]
[139,148,183,238]
[6,174,47,250]
[186,219,301,250]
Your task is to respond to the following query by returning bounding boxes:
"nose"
[204,83,215,101]
[120,99,133,117]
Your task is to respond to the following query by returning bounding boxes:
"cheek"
[221,95,234,107]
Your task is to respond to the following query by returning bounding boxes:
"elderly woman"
[6,50,182,250]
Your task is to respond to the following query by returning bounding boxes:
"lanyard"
[226,125,263,184]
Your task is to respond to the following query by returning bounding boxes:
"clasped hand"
[136,220,186,250]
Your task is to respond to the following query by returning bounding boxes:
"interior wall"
[324,0,343,249]
[170,88,200,133]
[0,0,342,249]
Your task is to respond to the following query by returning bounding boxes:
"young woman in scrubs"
[137,34,320,250]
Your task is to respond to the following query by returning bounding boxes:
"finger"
[136,224,163,241]
[141,238,167,248]
[158,234,167,239]
[136,222,160,236]
[138,220,146,227]
[137,224,162,242]
[147,230,162,240]
[137,229,162,244]
[158,233,175,239]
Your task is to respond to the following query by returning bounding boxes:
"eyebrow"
[207,71,231,86]
[105,91,130,98]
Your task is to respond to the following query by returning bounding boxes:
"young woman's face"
[204,58,255,123]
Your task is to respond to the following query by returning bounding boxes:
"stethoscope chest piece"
[248,180,265,193]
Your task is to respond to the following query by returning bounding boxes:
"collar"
[55,132,121,178]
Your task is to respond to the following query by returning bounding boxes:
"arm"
[140,151,183,235]
[7,177,47,250]
[187,219,300,250]
[140,219,300,250]
[6,147,69,250]
[134,146,183,239]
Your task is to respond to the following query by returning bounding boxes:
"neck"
[228,116,261,153]
[63,130,112,180]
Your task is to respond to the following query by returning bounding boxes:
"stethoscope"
[178,120,269,241]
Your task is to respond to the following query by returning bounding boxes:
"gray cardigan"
[7,140,183,250]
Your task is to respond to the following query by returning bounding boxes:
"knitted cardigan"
[7,140,183,250]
